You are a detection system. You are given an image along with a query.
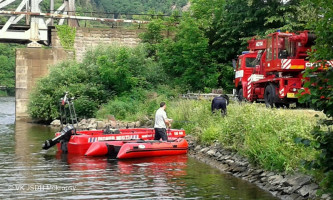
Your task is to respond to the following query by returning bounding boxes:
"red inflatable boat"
[43,125,186,155]
[85,137,188,159]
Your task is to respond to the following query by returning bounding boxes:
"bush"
[28,44,168,122]
[96,86,178,121]
[28,60,109,122]
[96,45,166,94]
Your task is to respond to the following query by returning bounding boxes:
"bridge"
[0,0,149,47]
[1,0,151,120]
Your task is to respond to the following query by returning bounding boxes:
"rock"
[79,118,87,125]
[280,193,302,200]
[232,166,247,173]
[126,122,134,128]
[321,194,332,200]
[260,171,269,177]
[268,175,284,186]
[285,185,302,194]
[87,122,97,130]
[253,169,264,175]
[206,149,217,156]
[145,120,153,126]
[285,174,311,187]
[224,159,235,165]
[194,145,201,151]
[50,120,61,126]
[135,121,140,127]
[96,121,105,129]
[117,121,124,128]
[266,172,276,177]
[261,177,268,182]
[88,118,96,124]
[200,147,209,153]
[297,183,318,197]
[110,120,117,128]
[215,151,222,158]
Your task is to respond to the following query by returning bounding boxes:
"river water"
[0,97,278,199]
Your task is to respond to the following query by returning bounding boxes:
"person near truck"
[154,102,172,141]
[211,95,229,116]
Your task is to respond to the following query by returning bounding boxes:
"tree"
[158,15,218,91]
[93,0,188,16]
[299,0,333,117]
[0,44,20,96]
[297,0,333,195]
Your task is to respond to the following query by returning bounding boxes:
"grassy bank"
[166,100,333,194]
[146,99,324,173]
[101,95,324,173]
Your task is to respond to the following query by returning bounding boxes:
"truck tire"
[238,88,244,102]
[264,84,276,108]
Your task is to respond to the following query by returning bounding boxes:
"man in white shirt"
[154,102,172,141]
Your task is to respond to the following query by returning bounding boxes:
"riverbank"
[50,117,331,199]
[49,100,332,199]
[185,135,331,200]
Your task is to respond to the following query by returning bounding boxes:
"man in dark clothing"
[211,95,229,116]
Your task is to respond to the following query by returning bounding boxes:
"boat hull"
[117,138,188,159]
[55,128,186,155]
[85,138,188,159]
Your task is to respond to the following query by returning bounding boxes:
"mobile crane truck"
[233,30,332,107]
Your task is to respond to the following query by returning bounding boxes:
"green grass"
[167,100,324,172]
[96,93,325,173]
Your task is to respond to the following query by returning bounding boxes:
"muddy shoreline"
[185,135,331,200]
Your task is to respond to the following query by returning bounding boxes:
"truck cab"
[234,52,257,101]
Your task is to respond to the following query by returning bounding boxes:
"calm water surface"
[0,97,278,199]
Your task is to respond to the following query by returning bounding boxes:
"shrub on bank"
[96,86,179,121]
[28,44,164,122]
[168,100,323,172]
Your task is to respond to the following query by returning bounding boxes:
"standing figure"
[211,95,229,116]
[154,102,172,141]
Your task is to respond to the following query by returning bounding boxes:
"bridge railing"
[0,0,151,47]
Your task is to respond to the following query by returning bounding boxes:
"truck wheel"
[238,88,244,102]
[264,84,276,108]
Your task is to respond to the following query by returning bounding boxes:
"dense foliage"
[28,45,166,122]
[297,0,333,194]
[138,0,307,92]
[0,44,22,96]
[157,16,219,91]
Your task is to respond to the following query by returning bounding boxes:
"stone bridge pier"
[15,27,143,120]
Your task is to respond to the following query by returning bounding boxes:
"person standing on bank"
[154,102,172,141]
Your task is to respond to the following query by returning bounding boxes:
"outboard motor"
[42,125,75,150]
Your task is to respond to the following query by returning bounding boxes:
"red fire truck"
[233,30,332,107]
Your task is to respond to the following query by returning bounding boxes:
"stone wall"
[15,48,69,121]
[186,135,331,200]
[52,27,144,61]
